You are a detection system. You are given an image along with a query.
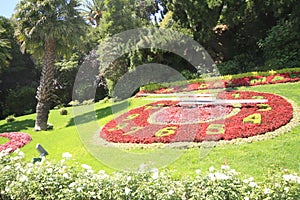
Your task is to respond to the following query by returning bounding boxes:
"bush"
[60,108,68,115]
[5,115,15,123]
[0,150,300,199]
[5,86,36,116]
[258,19,300,70]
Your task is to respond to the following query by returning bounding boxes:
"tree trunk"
[34,37,56,131]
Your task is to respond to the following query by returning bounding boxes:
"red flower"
[0,132,32,153]
[101,91,293,144]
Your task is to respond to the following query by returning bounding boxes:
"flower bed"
[0,132,32,153]
[100,91,293,144]
[1,151,300,200]
[137,72,300,95]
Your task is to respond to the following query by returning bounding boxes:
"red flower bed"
[100,91,293,144]
[0,132,32,153]
[136,72,300,96]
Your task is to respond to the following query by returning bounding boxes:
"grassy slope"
[0,82,299,180]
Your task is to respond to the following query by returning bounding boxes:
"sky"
[0,0,19,18]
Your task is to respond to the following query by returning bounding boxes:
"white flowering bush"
[0,150,300,199]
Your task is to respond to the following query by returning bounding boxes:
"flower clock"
[0,132,32,152]
[100,91,294,144]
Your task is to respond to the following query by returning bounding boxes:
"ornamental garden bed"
[138,70,300,94]
[0,132,32,153]
[100,91,294,144]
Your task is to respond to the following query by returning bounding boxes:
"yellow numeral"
[155,126,177,137]
[243,113,262,124]
[107,123,128,131]
[206,124,225,135]
[123,126,144,135]
[123,113,140,121]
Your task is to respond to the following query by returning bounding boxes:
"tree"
[13,0,86,131]
[81,0,105,27]
[0,18,11,74]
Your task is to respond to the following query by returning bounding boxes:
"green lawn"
[0,82,299,181]
[0,137,9,145]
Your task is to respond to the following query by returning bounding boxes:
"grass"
[0,137,9,145]
[0,82,299,181]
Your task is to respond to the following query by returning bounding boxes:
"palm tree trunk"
[34,37,56,131]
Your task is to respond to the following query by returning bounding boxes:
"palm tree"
[0,24,11,72]
[13,0,86,131]
[82,0,105,27]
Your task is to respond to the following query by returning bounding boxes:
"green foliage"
[0,23,11,72]
[162,0,223,43]
[258,19,300,70]
[1,151,300,199]
[5,86,36,116]
[13,0,87,59]
[60,108,68,115]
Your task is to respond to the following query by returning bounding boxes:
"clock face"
[100,91,293,144]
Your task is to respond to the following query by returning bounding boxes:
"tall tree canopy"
[13,0,86,131]
[0,18,12,73]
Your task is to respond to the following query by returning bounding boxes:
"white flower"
[209,166,215,172]
[284,187,289,193]
[151,168,159,179]
[62,152,72,160]
[244,197,250,200]
[127,176,132,181]
[168,189,174,195]
[63,173,69,179]
[152,171,159,179]
[81,164,92,170]
[243,179,249,184]
[46,168,53,174]
[264,187,271,194]
[249,181,257,188]
[69,182,76,188]
[282,174,300,182]
[229,169,238,176]
[208,173,215,181]
[99,170,106,175]
[139,163,147,171]
[19,175,28,182]
[195,169,201,175]
[18,151,25,158]
[275,183,281,188]
[248,177,254,182]
[215,172,229,180]
[221,165,230,171]
[3,166,11,171]
[76,187,83,192]
[125,187,131,195]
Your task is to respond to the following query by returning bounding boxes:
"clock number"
[155,126,177,137]
[257,104,272,111]
[122,126,143,135]
[206,124,225,135]
[107,123,128,132]
[243,113,262,124]
[123,113,140,121]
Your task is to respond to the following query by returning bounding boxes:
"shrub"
[0,150,300,199]
[5,115,15,123]
[60,108,68,115]
[5,86,36,116]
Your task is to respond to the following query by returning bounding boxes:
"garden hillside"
[0,77,300,181]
